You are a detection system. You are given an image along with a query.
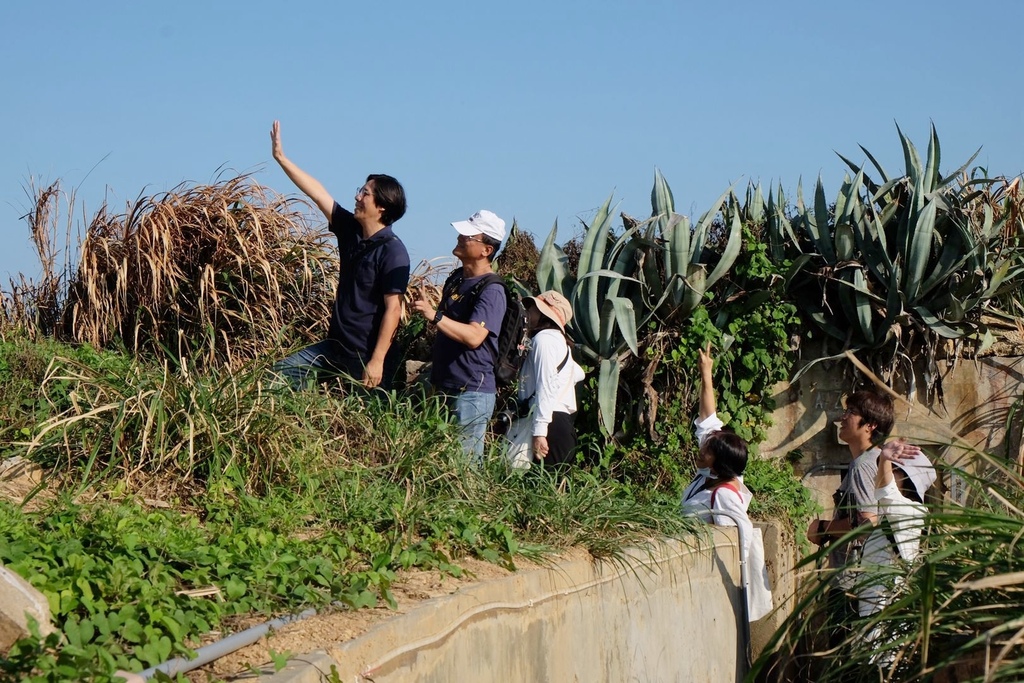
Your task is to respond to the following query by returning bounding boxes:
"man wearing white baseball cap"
[413,210,507,459]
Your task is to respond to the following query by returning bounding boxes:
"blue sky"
[3,1,1022,283]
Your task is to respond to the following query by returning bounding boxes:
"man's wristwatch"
[430,309,443,325]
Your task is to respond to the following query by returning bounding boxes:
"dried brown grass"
[5,174,340,368]
[3,175,540,369]
[495,220,540,292]
[2,180,76,339]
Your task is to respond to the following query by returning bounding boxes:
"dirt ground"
[189,554,564,682]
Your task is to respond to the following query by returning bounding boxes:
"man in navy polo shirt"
[269,120,410,390]
[413,211,507,459]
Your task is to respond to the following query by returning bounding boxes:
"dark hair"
[366,174,406,226]
[845,390,895,443]
[525,301,558,336]
[704,431,748,479]
[480,235,501,262]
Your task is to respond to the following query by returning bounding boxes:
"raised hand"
[697,341,716,420]
[879,438,922,463]
[698,341,713,377]
[411,289,435,320]
[270,120,284,161]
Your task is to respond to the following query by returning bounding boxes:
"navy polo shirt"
[327,203,410,361]
[430,273,506,394]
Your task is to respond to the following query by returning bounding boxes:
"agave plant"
[783,125,1024,390]
[537,197,641,434]
[644,170,742,321]
[536,171,743,435]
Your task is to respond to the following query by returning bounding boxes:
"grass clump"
[6,175,336,369]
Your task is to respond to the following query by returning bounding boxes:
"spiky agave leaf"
[574,195,618,350]
[537,220,574,296]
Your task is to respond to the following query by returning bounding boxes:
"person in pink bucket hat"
[504,290,585,468]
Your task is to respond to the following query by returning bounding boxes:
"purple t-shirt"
[327,203,410,361]
[430,273,507,394]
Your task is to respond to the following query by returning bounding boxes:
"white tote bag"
[747,526,774,621]
[505,417,534,469]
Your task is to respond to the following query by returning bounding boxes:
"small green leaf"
[270,649,291,672]
[224,578,246,600]
[122,618,144,644]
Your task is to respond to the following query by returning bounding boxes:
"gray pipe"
[137,607,317,680]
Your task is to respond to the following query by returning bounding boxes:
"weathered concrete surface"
[265,532,753,683]
[750,520,796,659]
[0,564,53,652]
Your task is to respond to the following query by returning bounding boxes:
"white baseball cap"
[452,210,506,242]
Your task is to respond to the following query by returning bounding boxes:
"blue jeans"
[443,391,496,462]
[272,340,362,390]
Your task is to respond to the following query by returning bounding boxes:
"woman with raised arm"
[857,438,934,617]
[681,342,772,621]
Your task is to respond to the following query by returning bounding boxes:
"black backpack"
[440,267,529,386]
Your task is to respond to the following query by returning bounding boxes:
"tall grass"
[2,180,77,338]
[13,349,461,497]
[3,174,337,368]
[3,336,699,561]
[68,174,340,367]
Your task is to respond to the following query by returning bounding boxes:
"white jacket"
[516,329,585,437]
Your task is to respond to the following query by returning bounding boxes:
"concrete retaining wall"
[268,529,773,683]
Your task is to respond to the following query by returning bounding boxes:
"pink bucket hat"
[525,290,573,332]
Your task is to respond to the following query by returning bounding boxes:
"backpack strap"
[833,484,867,527]
[878,515,903,561]
[556,346,570,372]
[440,268,503,322]
[710,481,741,508]
[519,344,572,406]
[465,273,505,305]
[346,233,397,268]
[440,266,465,305]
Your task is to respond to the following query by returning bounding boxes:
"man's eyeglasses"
[355,187,372,199]
[457,234,486,244]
